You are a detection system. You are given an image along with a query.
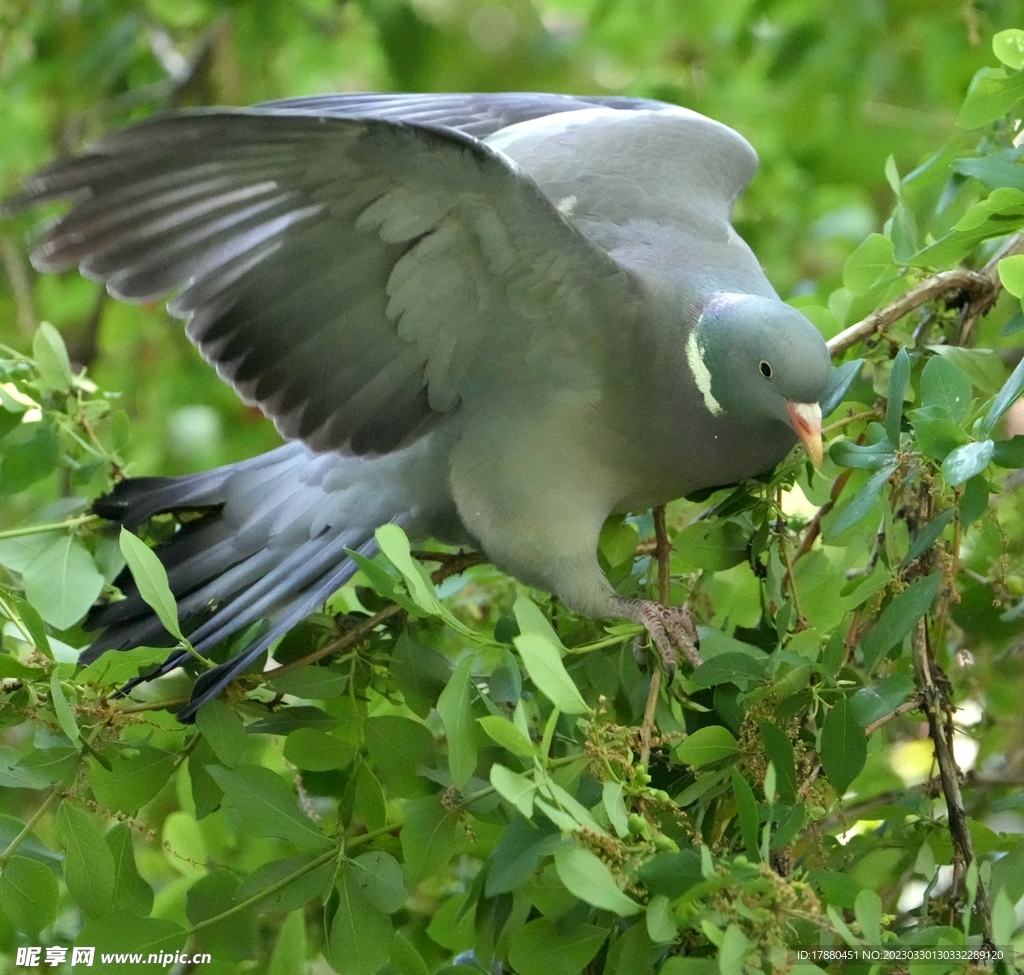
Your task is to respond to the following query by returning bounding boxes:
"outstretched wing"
[7,110,634,455]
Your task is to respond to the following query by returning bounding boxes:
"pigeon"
[4,92,831,720]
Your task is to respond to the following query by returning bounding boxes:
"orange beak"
[786,401,823,468]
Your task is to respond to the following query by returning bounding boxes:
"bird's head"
[685,292,831,465]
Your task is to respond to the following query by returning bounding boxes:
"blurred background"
[1,0,1022,486]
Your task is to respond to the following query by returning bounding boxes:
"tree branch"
[826,231,1024,359]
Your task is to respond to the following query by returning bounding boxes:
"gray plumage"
[5,92,831,720]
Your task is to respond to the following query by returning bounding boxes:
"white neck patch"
[686,328,724,416]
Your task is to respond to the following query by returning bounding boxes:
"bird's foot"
[612,597,703,682]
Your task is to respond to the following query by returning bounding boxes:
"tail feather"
[81,438,445,720]
[175,533,379,721]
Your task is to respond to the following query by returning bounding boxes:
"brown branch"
[826,269,996,358]
[827,230,1024,358]
[640,505,671,768]
[911,618,993,943]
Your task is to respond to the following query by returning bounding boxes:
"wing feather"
[10,111,631,455]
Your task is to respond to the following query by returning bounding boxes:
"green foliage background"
[2,2,1024,974]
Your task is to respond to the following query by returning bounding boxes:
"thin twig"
[910,619,993,943]
[864,698,920,735]
[640,506,671,768]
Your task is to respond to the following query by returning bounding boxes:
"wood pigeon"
[5,93,831,720]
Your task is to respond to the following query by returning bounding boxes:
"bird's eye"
[759,359,773,379]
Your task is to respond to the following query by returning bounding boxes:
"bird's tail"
[86,441,415,721]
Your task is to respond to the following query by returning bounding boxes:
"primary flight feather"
[5,92,831,720]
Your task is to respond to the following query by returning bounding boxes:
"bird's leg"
[611,597,703,681]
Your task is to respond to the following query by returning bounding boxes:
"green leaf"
[860,573,942,672]
[885,347,910,447]
[355,765,388,832]
[514,594,566,650]
[508,917,608,975]
[927,346,1006,395]
[437,654,479,787]
[941,440,994,487]
[554,843,642,916]
[514,632,589,714]
[365,715,434,798]
[0,419,59,494]
[646,893,678,944]
[758,722,797,803]
[692,652,767,690]
[998,253,1024,296]
[266,663,348,699]
[390,931,430,975]
[194,699,248,768]
[375,524,475,637]
[603,781,630,838]
[328,868,394,975]
[23,533,104,630]
[32,322,73,393]
[346,547,422,617]
[854,888,883,944]
[920,354,972,424]
[674,726,740,768]
[234,854,334,914]
[401,795,460,883]
[88,743,175,814]
[994,28,1024,70]
[828,438,896,470]
[0,855,59,936]
[478,714,536,758]
[637,850,702,899]
[12,745,78,787]
[719,923,751,975]
[850,674,916,727]
[959,475,990,526]
[831,463,896,535]
[206,764,330,850]
[957,66,1024,128]
[57,802,116,918]
[49,671,79,741]
[77,645,169,687]
[346,851,407,914]
[374,524,439,609]
[820,698,867,795]
[911,417,970,461]
[490,763,536,818]
[118,527,184,642]
[953,150,1024,192]
[76,916,186,967]
[993,435,1024,468]
[903,509,956,566]
[284,727,357,771]
[486,816,560,897]
[269,911,307,975]
[842,233,897,294]
[731,769,760,858]
[670,520,748,572]
[981,352,1024,436]
[106,822,154,917]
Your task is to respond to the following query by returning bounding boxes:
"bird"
[4,92,831,721]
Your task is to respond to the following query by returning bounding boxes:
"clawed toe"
[613,597,703,679]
